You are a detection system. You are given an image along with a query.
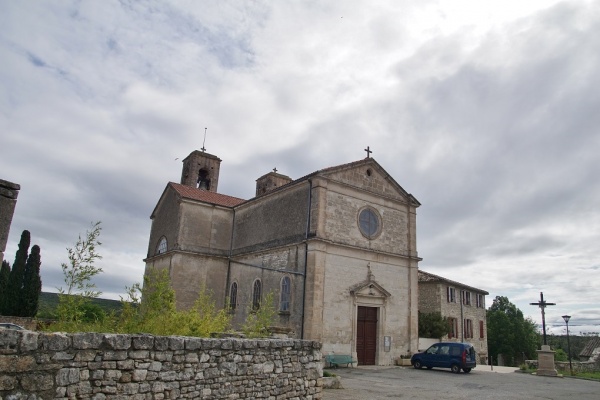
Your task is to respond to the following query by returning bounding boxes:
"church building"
[144,149,422,366]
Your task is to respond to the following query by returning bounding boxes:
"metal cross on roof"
[530,292,556,346]
[364,146,372,158]
[201,127,207,152]
[273,167,278,173]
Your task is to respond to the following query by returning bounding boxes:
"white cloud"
[1,1,598,333]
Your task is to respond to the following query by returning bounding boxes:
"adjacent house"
[417,270,489,364]
[579,337,600,362]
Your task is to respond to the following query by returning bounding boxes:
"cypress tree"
[6,230,30,316]
[0,260,10,315]
[22,245,42,317]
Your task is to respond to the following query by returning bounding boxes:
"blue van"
[411,342,477,373]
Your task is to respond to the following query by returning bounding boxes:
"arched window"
[229,282,238,311]
[197,169,210,190]
[155,237,167,255]
[252,279,262,311]
[280,276,291,312]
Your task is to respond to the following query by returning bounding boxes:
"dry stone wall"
[0,330,322,400]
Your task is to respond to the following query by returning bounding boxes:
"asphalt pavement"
[322,365,599,400]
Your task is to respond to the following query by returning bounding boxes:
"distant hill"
[37,292,124,319]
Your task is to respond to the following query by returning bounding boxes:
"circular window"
[358,207,381,239]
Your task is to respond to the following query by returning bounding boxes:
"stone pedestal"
[536,345,558,376]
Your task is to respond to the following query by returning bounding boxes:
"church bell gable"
[180,150,222,192]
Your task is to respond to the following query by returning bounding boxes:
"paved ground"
[322,365,599,400]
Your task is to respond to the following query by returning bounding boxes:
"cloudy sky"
[1,0,598,335]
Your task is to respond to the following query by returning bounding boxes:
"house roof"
[579,337,600,358]
[169,182,246,207]
[418,270,489,295]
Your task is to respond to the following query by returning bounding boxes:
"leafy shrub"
[242,291,277,338]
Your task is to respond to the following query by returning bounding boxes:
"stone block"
[132,335,154,350]
[168,337,185,350]
[129,350,150,359]
[15,355,36,372]
[0,330,19,354]
[42,332,71,351]
[0,374,16,390]
[103,334,131,350]
[184,337,203,351]
[132,369,148,382]
[52,351,75,361]
[103,351,128,361]
[73,332,103,349]
[154,336,169,351]
[19,330,39,352]
[56,368,80,386]
[75,350,97,362]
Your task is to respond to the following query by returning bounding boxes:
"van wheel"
[413,360,422,369]
[451,364,461,374]
[463,368,471,373]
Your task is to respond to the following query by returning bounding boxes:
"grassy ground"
[571,371,600,380]
[520,365,600,381]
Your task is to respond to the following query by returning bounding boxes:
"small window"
[448,318,458,339]
[464,319,473,339]
[358,207,381,239]
[280,276,291,312]
[229,282,238,311]
[476,294,484,308]
[447,287,456,303]
[479,320,485,339]
[252,280,262,311]
[462,290,471,306]
[156,237,167,255]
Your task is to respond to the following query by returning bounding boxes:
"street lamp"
[561,315,573,375]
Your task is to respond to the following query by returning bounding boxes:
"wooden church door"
[357,306,378,365]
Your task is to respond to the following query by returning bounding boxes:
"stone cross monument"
[530,292,558,377]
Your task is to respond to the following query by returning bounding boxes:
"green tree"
[418,312,451,339]
[56,222,103,324]
[554,348,568,362]
[243,291,277,338]
[114,268,230,336]
[6,230,30,316]
[0,260,10,314]
[22,245,42,317]
[487,296,539,366]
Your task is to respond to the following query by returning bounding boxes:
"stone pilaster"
[0,179,20,265]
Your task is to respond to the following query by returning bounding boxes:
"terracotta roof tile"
[579,337,600,358]
[170,182,245,207]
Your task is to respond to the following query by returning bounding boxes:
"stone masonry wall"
[0,330,322,400]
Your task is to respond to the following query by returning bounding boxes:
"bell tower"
[180,150,222,192]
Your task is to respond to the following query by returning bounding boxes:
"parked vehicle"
[411,342,476,373]
[0,323,25,330]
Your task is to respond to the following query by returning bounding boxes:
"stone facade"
[417,270,489,364]
[0,330,322,400]
[145,151,421,366]
[0,179,20,265]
